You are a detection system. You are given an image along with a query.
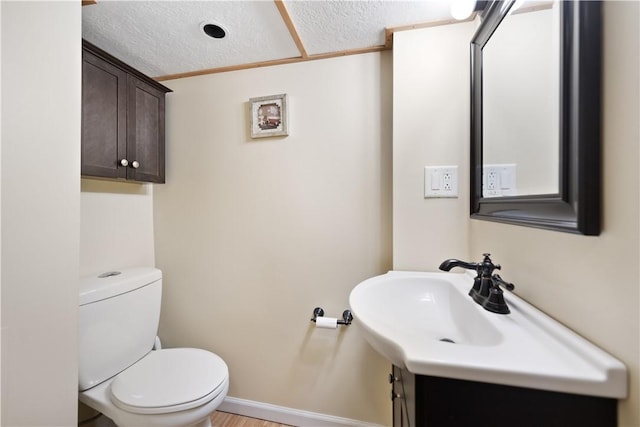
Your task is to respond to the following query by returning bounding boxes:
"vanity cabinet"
[390,365,616,427]
[82,40,171,183]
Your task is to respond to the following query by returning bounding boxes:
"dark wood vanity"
[391,365,616,427]
[82,40,171,183]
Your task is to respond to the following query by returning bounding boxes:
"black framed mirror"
[470,0,602,235]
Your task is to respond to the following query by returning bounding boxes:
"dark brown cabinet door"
[126,75,166,183]
[82,50,127,179]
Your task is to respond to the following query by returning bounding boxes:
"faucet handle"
[492,274,515,291]
[481,253,499,268]
[479,253,500,277]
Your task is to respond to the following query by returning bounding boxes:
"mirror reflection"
[482,1,559,197]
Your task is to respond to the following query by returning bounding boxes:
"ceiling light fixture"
[451,0,477,20]
[451,0,488,20]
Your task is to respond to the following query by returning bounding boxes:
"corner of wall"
[392,22,476,271]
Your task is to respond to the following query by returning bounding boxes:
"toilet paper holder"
[310,307,353,326]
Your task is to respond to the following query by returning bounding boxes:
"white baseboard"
[218,396,386,427]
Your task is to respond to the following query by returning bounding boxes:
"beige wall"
[1,2,81,425]
[394,2,639,426]
[392,21,476,271]
[154,52,393,425]
[470,3,640,425]
[80,180,155,277]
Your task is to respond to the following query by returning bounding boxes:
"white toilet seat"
[110,348,228,415]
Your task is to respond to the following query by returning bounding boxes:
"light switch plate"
[424,166,458,198]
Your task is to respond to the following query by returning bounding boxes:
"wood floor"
[211,411,293,427]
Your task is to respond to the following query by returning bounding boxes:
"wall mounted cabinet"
[82,40,172,183]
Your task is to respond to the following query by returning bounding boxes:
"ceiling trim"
[274,0,308,59]
[155,44,389,82]
[513,3,554,15]
[385,14,477,49]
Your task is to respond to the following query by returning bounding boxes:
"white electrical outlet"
[425,166,458,198]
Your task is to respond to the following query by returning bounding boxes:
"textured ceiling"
[82,0,456,80]
[283,1,453,54]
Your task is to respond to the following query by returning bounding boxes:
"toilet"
[78,267,229,427]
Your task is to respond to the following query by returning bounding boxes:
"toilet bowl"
[78,268,229,427]
[80,349,228,426]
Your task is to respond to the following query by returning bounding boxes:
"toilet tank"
[79,267,162,391]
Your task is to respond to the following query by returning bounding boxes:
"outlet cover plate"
[424,166,458,198]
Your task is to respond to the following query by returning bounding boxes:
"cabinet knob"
[132,161,140,169]
[120,159,129,167]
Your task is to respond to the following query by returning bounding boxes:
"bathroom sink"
[349,271,627,398]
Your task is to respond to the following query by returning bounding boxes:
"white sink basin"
[349,271,627,398]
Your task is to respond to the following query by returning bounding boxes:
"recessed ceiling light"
[202,23,226,39]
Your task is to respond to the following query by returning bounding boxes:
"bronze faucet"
[439,253,515,314]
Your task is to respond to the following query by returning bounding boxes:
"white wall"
[393,3,639,426]
[392,21,476,271]
[80,179,155,277]
[1,2,81,425]
[154,52,393,425]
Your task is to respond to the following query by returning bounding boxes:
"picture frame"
[249,93,289,138]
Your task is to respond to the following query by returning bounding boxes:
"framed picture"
[249,94,289,138]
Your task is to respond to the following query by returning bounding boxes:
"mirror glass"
[482,1,559,197]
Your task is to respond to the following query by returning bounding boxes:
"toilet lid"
[110,348,228,415]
